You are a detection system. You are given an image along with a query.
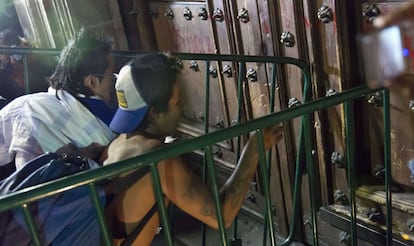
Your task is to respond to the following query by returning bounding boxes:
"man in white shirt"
[0,28,117,175]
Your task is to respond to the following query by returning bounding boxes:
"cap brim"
[109,106,149,133]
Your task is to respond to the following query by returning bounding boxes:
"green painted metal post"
[256,129,277,245]
[344,101,357,246]
[231,61,246,245]
[383,89,392,246]
[88,183,112,246]
[21,204,41,246]
[304,112,318,246]
[201,60,211,246]
[150,163,173,246]
[262,63,278,246]
[205,145,228,246]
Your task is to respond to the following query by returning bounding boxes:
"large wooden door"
[318,1,414,244]
[301,0,360,243]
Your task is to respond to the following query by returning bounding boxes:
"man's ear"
[147,107,159,121]
[83,75,98,90]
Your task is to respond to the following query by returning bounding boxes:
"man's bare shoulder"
[104,134,162,165]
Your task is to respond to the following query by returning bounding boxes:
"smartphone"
[360,21,414,88]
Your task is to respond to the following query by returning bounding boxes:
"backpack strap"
[119,203,159,246]
[106,166,162,245]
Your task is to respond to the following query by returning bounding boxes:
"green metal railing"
[0,47,392,246]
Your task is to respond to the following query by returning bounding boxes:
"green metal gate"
[0,47,392,245]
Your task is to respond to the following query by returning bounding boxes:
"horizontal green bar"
[0,47,60,56]
[0,47,308,71]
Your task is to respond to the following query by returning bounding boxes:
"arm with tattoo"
[218,124,283,228]
[164,124,284,229]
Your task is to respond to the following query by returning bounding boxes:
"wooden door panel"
[302,0,362,242]
[274,1,312,241]
[303,0,331,208]
[207,0,240,140]
[313,0,349,207]
[149,2,230,135]
[276,0,306,185]
[232,1,270,119]
[178,60,229,134]
[149,2,215,53]
[278,0,305,105]
[118,0,157,51]
[13,0,128,50]
[231,0,294,236]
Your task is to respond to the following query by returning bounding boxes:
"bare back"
[103,134,164,245]
[103,133,223,245]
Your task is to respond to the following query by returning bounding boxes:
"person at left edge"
[0,28,118,176]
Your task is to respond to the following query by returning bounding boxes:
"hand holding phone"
[361,21,414,89]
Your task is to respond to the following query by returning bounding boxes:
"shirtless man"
[104,53,284,245]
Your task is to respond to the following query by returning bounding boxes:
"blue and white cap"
[109,65,149,133]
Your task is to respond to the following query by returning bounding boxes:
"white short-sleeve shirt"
[0,88,116,169]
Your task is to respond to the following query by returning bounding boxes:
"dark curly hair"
[128,53,180,131]
[0,29,21,47]
[129,53,179,114]
[48,28,113,97]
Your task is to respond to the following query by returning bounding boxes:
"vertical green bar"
[88,183,111,246]
[204,60,210,134]
[232,61,245,241]
[280,143,305,246]
[302,63,319,245]
[150,163,173,246]
[383,89,392,245]
[263,64,277,245]
[21,204,41,246]
[201,60,210,246]
[344,101,357,246]
[269,64,277,113]
[236,62,245,154]
[23,55,30,93]
[281,67,312,246]
[205,145,228,246]
[256,129,276,246]
[304,112,318,246]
